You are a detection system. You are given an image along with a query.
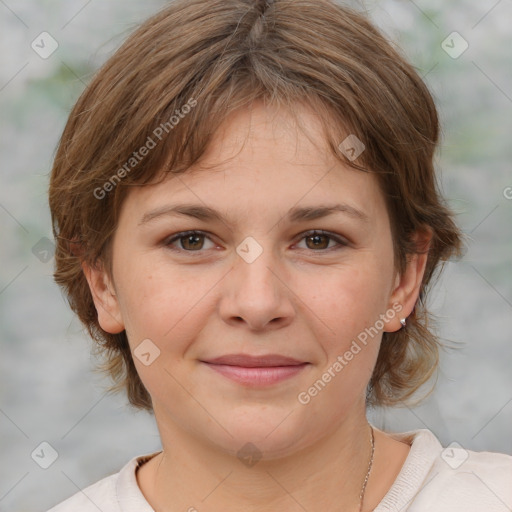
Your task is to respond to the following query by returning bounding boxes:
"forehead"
[191,100,350,175]
[119,102,386,225]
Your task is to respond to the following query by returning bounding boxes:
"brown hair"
[49,0,464,411]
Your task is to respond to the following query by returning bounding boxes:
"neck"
[140,406,375,512]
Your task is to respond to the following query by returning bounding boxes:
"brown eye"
[165,231,215,252]
[180,233,205,250]
[296,230,348,252]
[305,233,331,250]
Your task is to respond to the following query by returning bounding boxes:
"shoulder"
[375,428,512,512]
[46,472,119,512]
[46,451,160,512]
[424,445,512,510]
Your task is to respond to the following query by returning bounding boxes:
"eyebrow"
[139,202,369,226]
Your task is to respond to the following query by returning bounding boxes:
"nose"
[218,244,296,332]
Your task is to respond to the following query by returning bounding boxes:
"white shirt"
[47,428,512,511]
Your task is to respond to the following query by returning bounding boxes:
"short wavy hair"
[49,0,464,411]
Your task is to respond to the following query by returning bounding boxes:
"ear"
[384,227,432,333]
[81,260,125,334]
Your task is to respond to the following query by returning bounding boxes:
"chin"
[202,408,317,460]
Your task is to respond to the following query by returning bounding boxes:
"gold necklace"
[359,425,375,512]
[149,426,376,511]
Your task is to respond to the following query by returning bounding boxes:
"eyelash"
[163,229,348,254]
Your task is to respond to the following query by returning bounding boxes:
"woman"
[47,0,512,510]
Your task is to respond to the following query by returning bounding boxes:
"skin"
[84,101,430,512]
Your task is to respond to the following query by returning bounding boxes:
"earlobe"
[384,228,432,333]
[81,260,125,334]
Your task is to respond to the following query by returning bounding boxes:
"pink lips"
[201,354,309,386]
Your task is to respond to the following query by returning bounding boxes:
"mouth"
[200,354,310,386]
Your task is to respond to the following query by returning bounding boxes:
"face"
[85,102,424,459]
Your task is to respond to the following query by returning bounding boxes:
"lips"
[203,354,306,367]
[200,354,309,386]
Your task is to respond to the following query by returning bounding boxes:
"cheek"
[318,261,389,326]
[113,252,231,367]
[114,260,216,397]
[114,257,200,345]
[297,265,390,405]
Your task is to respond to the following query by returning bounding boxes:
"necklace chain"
[359,424,375,512]
[151,425,376,512]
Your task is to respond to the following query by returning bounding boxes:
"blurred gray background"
[1,1,511,511]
